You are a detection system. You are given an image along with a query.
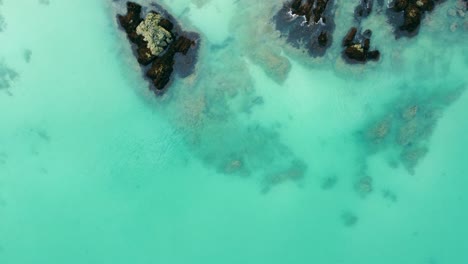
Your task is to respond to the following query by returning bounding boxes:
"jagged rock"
[117,2,143,43]
[313,0,330,23]
[343,27,358,47]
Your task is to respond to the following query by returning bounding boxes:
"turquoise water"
[0,0,467,263]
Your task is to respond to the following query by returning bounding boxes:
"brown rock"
[159,18,174,31]
[146,55,174,91]
[173,36,194,55]
[343,27,357,47]
[117,2,142,35]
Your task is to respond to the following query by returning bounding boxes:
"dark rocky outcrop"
[274,0,335,57]
[117,1,198,93]
[387,0,443,37]
[342,27,380,63]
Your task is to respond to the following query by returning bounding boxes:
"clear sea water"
[0,0,467,263]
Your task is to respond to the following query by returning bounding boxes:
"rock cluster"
[342,27,380,63]
[117,2,197,93]
[274,0,335,57]
[387,0,443,35]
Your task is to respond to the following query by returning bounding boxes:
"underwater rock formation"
[0,61,18,90]
[341,211,358,227]
[342,27,380,63]
[387,0,444,36]
[274,0,335,57]
[355,0,374,20]
[360,85,466,174]
[355,175,373,197]
[117,1,198,93]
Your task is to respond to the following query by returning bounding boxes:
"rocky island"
[117,1,198,93]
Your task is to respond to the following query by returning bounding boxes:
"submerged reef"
[274,0,336,57]
[274,0,382,63]
[166,45,308,192]
[0,61,18,90]
[0,15,5,32]
[117,1,199,93]
[359,85,466,174]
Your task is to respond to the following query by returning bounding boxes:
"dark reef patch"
[117,1,199,94]
[274,0,336,57]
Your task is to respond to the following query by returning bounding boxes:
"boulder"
[343,27,357,47]
[318,31,328,47]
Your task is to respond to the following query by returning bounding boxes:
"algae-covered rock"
[136,12,173,56]
[117,2,198,93]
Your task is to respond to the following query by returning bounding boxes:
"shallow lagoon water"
[0,0,467,263]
